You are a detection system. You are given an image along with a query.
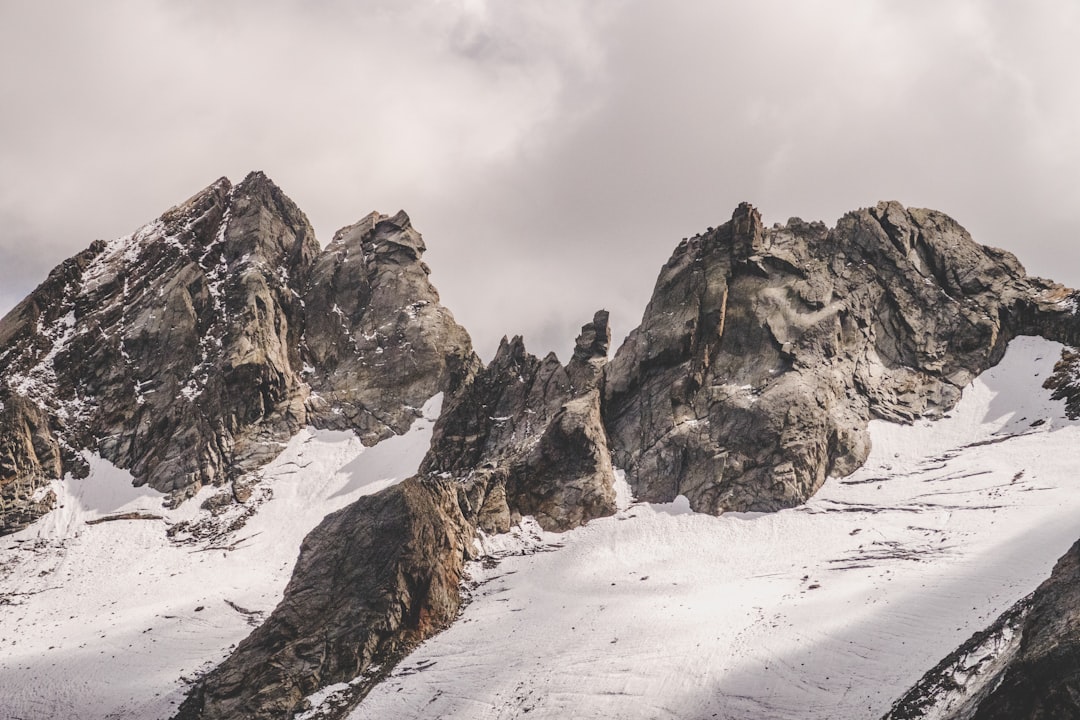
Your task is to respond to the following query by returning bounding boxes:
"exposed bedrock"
[0,173,477,531]
[884,539,1080,720]
[603,201,1080,513]
[0,391,65,534]
[176,313,618,719]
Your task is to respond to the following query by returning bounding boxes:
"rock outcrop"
[176,312,617,720]
[10,183,1080,720]
[604,202,1077,513]
[302,210,477,443]
[0,392,64,534]
[175,475,475,720]
[957,539,1080,720]
[0,173,476,532]
[421,309,616,533]
[884,540,1080,720]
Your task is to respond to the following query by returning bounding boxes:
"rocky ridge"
[884,413,1080,720]
[176,313,617,719]
[177,200,1080,720]
[883,537,1080,720]
[604,202,1080,514]
[0,172,476,534]
[5,175,1080,720]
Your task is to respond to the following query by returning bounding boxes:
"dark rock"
[882,595,1035,720]
[178,315,617,719]
[302,209,477,444]
[886,540,1080,720]
[422,317,616,533]
[0,392,63,534]
[965,539,1080,719]
[603,201,1077,514]
[1042,346,1080,418]
[175,476,473,720]
[0,173,478,531]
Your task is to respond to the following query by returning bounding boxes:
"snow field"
[350,337,1080,720]
[0,394,441,720]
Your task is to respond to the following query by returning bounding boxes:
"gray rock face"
[1042,348,1080,418]
[302,210,477,443]
[177,313,617,720]
[175,475,474,720]
[0,172,477,532]
[604,201,1074,513]
[963,540,1080,720]
[0,393,64,534]
[423,310,616,533]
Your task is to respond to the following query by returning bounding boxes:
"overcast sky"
[3,1,1079,360]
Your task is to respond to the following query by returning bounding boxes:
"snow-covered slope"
[0,394,441,720]
[347,336,1080,720]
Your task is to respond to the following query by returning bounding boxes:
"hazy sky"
[3,1,1079,360]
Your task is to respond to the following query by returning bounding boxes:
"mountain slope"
[348,336,1080,720]
[0,173,477,533]
[176,201,1080,720]
[5,183,1080,720]
[0,396,442,720]
[883,349,1080,720]
[176,314,618,719]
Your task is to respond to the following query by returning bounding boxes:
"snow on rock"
[0,394,441,720]
[349,336,1080,720]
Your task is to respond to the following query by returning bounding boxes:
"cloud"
[3,1,1080,359]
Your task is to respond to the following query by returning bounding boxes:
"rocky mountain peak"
[329,209,424,263]
[603,200,1076,515]
[572,309,611,361]
[0,174,477,533]
[9,186,1080,720]
[180,310,618,718]
[730,200,765,256]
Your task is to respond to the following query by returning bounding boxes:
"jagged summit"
[6,181,1080,720]
[174,198,1080,720]
[0,172,477,533]
[604,199,1077,515]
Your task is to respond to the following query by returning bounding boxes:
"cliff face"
[176,312,617,720]
[604,201,1076,514]
[6,181,1080,720]
[302,210,477,441]
[962,539,1080,720]
[0,172,477,533]
[175,199,1080,720]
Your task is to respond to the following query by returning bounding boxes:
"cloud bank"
[3,1,1079,358]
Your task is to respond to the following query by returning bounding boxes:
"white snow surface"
[351,337,1080,720]
[0,393,442,720]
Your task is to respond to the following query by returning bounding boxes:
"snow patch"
[0,394,442,720]
[351,336,1080,720]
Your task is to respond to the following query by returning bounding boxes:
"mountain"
[0,172,476,535]
[3,173,1080,720]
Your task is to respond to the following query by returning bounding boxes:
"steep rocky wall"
[421,310,616,533]
[176,313,618,720]
[0,392,64,534]
[960,539,1080,719]
[303,209,478,443]
[603,201,1074,514]
[0,173,477,532]
[175,475,474,720]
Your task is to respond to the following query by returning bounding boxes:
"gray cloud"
[3,1,1080,360]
